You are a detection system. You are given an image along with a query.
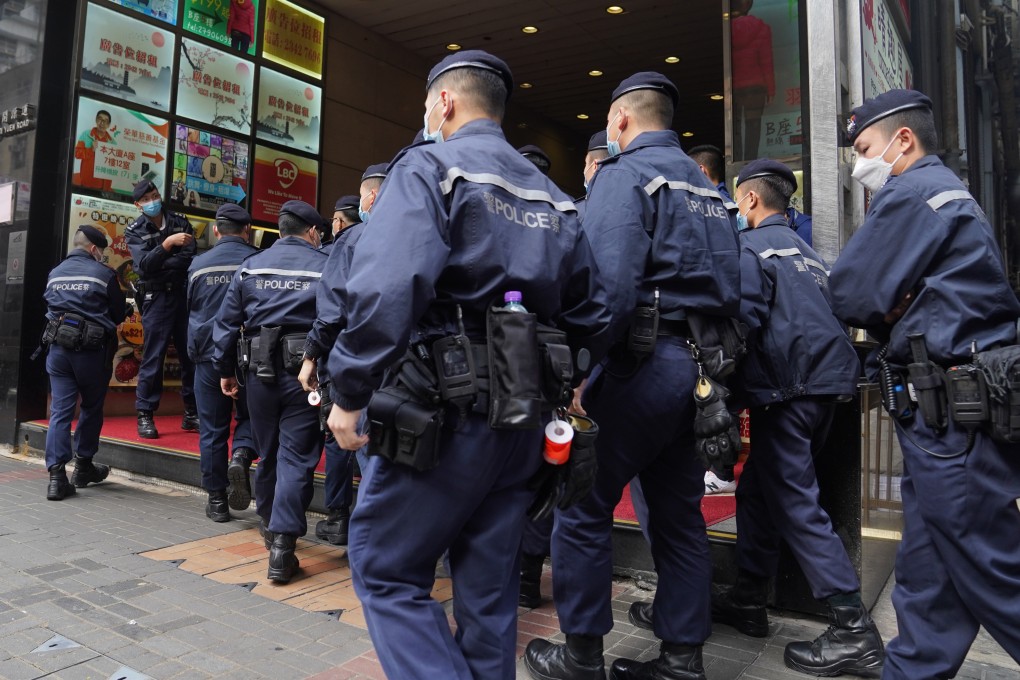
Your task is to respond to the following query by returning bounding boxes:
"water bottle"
[504,290,528,313]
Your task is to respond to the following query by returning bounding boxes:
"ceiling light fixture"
[577,113,589,120]
[682,131,694,137]
[606,5,624,14]
[522,26,539,34]
[520,82,533,88]
[664,56,680,64]
[588,69,603,77]
[446,43,461,51]
[710,93,724,100]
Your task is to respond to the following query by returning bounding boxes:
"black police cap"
[335,195,360,211]
[426,50,514,102]
[361,164,388,182]
[215,203,251,223]
[611,72,679,107]
[587,130,608,152]
[278,200,321,227]
[736,158,797,190]
[844,89,933,145]
[77,225,108,250]
[132,179,158,202]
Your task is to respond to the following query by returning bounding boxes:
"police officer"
[518,144,552,175]
[830,89,1020,679]
[187,204,258,522]
[331,195,361,238]
[718,159,884,676]
[42,226,128,500]
[125,179,198,439]
[573,130,609,222]
[212,200,327,583]
[325,50,611,679]
[525,72,741,680]
[687,144,732,202]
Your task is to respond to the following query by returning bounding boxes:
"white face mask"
[851,134,903,193]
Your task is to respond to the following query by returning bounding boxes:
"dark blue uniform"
[785,207,813,246]
[211,237,327,537]
[328,118,610,679]
[732,213,859,598]
[124,210,197,412]
[44,250,127,468]
[187,235,257,494]
[830,155,1020,678]
[550,129,740,646]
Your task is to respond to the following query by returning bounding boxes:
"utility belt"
[236,326,308,383]
[135,280,181,296]
[365,304,583,472]
[41,313,109,352]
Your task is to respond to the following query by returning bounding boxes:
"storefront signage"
[72,98,168,199]
[262,0,324,79]
[250,145,317,223]
[183,0,259,56]
[0,104,36,139]
[68,193,139,288]
[862,0,912,98]
[256,67,321,154]
[171,123,249,212]
[109,0,178,25]
[177,38,255,135]
[81,3,175,112]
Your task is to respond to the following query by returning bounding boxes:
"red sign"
[250,145,317,223]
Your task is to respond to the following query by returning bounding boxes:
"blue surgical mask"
[358,195,371,223]
[735,194,751,231]
[141,199,162,217]
[422,98,449,144]
[606,112,622,157]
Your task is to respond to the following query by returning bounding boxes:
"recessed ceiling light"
[522,26,539,34]
[664,56,680,64]
[577,114,589,120]
[517,122,528,129]
[723,12,730,19]
[606,5,624,14]
[588,69,603,77]
[446,43,461,51]
[520,82,533,89]
[710,93,724,100]
[682,131,694,137]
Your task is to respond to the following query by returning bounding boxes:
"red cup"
[544,418,573,465]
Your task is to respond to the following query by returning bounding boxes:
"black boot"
[610,643,706,680]
[181,405,200,432]
[258,520,275,550]
[524,634,604,680]
[315,507,350,545]
[519,552,545,609]
[46,464,76,501]
[711,570,770,638]
[205,490,231,522]
[226,447,256,510]
[70,456,110,488]
[783,594,885,678]
[628,601,654,631]
[137,410,158,439]
[267,534,300,584]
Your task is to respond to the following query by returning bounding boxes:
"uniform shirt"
[328,118,612,411]
[305,221,366,361]
[786,207,812,246]
[211,236,327,377]
[574,196,588,223]
[734,214,858,406]
[830,155,1020,367]
[44,249,127,334]
[124,210,196,288]
[583,130,741,343]
[716,181,733,203]
[186,235,257,363]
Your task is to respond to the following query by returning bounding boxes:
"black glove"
[526,463,560,522]
[557,414,599,510]
[693,376,741,470]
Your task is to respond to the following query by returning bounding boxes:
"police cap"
[736,158,797,190]
[278,200,320,227]
[77,225,109,250]
[844,89,933,145]
[426,50,514,102]
[132,179,158,202]
[215,203,251,223]
[611,72,679,107]
[335,195,359,211]
[361,164,388,182]
[587,130,608,152]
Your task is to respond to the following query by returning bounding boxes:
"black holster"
[366,386,445,471]
[253,326,280,383]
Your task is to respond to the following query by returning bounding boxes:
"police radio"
[432,305,477,403]
[627,288,660,356]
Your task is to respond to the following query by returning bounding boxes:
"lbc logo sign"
[275,159,299,189]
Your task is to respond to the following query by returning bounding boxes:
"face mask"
[851,134,903,193]
[582,160,597,191]
[141,199,162,217]
[606,111,623,157]
[422,97,450,144]
[735,194,751,231]
[91,246,103,262]
[358,194,371,223]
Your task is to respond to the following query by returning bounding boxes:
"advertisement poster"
[256,67,321,154]
[72,97,168,198]
[262,0,324,79]
[109,0,178,25]
[862,0,912,98]
[170,124,249,212]
[250,145,317,223]
[68,193,139,293]
[183,0,259,57]
[177,38,255,135]
[81,3,175,112]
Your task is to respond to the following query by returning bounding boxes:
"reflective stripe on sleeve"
[758,247,829,274]
[439,167,577,212]
[926,190,974,212]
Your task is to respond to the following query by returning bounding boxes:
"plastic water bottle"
[504,291,528,313]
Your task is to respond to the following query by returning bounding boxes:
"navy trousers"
[736,399,859,598]
[194,361,254,493]
[45,345,111,469]
[882,417,1020,679]
[349,411,543,680]
[136,290,194,411]
[322,438,354,510]
[245,370,323,536]
[552,338,711,645]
